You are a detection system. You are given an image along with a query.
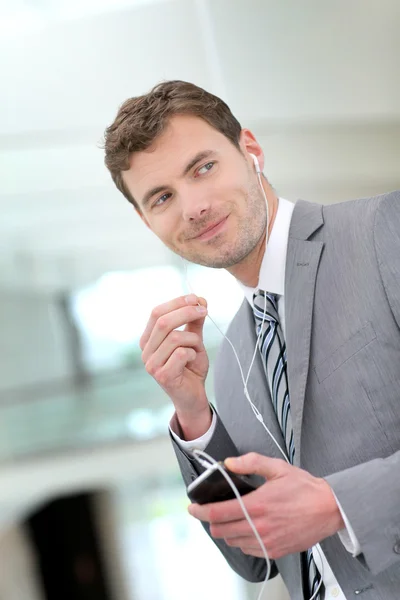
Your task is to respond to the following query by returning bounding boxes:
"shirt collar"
[239,197,295,307]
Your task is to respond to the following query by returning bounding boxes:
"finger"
[225,536,264,550]
[143,330,202,368]
[142,304,207,362]
[210,517,265,540]
[224,453,288,479]
[157,347,197,385]
[139,295,203,350]
[241,548,267,558]
[189,497,253,523]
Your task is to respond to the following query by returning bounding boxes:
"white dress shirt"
[170,198,362,600]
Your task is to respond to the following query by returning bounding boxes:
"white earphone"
[249,152,261,174]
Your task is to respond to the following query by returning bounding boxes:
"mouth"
[191,216,229,242]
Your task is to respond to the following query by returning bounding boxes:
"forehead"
[142,114,229,158]
[123,115,233,202]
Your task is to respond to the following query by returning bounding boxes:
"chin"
[185,246,246,269]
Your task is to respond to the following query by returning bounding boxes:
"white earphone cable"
[191,449,271,600]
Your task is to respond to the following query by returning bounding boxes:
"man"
[103,80,400,599]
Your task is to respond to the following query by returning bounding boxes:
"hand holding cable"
[140,294,212,440]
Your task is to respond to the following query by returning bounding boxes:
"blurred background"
[1,0,399,598]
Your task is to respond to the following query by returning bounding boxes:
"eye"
[153,192,171,208]
[196,161,215,176]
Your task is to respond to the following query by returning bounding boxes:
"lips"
[191,216,228,240]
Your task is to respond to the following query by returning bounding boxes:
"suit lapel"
[284,200,325,465]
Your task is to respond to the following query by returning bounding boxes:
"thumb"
[224,453,289,479]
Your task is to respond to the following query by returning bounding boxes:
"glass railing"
[0,263,242,462]
[0,346,219,463]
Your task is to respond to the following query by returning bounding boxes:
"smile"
[193,216,229,241]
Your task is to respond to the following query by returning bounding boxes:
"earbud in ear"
[249,153,261,174]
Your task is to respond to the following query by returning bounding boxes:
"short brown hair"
[103,80,242,210]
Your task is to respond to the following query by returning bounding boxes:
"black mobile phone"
[187,462,258,505]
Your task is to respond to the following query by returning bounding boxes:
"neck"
[227,181,279,288]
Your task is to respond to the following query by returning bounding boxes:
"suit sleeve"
[325,191,400,576]
[170,409,278,583]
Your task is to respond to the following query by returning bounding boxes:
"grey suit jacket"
[171,191,400,599]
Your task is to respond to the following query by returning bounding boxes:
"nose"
[181,189,211,222]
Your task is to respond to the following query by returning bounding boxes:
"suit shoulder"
[373,190,400,250]
[374,190,400,218]
[372,191,400,326]
[322,190,400,230]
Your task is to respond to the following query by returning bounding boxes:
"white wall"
[1,0,211,135]
[0,292,70,391]
[213,0,400,122]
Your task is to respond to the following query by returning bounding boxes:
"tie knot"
[253,290,279,324]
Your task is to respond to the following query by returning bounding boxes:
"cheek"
[150,216,181,247]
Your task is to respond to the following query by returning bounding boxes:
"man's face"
[123,115,267,269]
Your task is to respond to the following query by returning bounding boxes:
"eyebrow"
[141,150,215,208]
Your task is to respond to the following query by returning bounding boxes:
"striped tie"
[253,290,324,600]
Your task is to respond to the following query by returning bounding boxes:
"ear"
[239,129,265,173]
